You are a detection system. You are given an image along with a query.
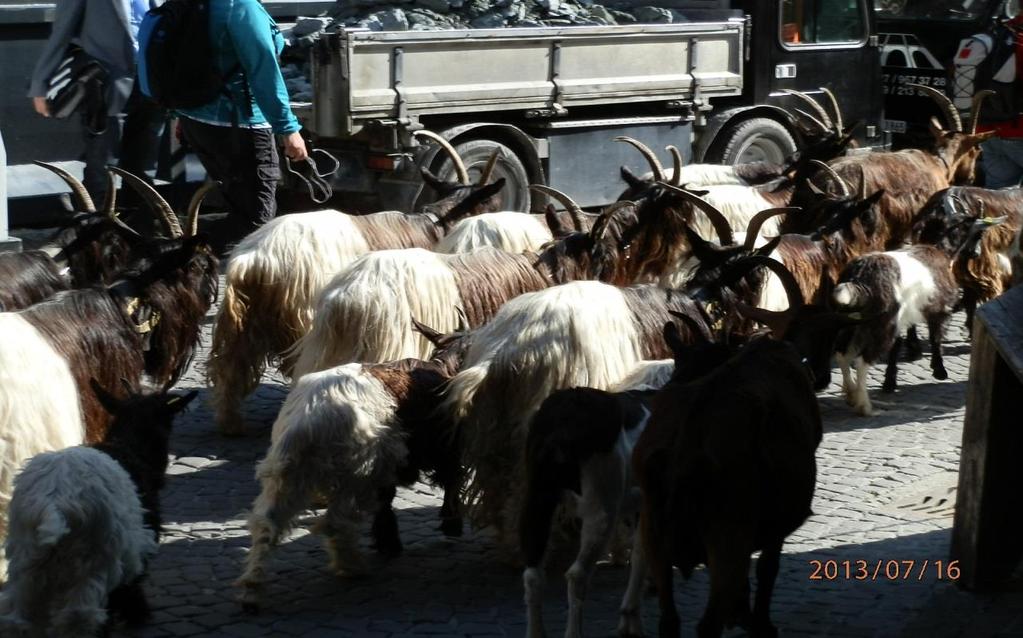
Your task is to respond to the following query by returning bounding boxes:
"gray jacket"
[28,0,159,114]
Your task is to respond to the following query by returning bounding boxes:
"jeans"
[178,116,280,244]
[81,84,167,205]
[980,137,1023,189]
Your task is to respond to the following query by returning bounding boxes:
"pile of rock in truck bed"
[281,0,698,100]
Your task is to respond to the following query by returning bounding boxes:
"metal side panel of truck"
[307,20,745,212]
[306,0,886,213]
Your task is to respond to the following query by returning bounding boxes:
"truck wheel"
[706,118,797,166]
[425,139,531,212]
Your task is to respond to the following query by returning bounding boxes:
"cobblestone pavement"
[108,286,1022,638]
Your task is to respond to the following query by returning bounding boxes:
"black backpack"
[137,0,237,109]
[972,24,1023,124]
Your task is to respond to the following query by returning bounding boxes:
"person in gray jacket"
[27,0,165,205]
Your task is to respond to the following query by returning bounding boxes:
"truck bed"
[311,20,744,137]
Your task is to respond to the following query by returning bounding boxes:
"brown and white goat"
[288,200,638,381]
[207,134,513,434]
[831,218,1004,415]
[620,257,853,638]
[235,321,471,613]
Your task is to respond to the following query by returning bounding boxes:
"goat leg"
[882,337,902,394]
[903,326,923,361]
[566,467,623,638]
[751,540,782,638]
[617,531,648,638]
[928,315,949,380]
[439,471,464,537]
[523,566,547,638]
[107,577,150,626]
[370,484,402,557]
[963,291,978,339]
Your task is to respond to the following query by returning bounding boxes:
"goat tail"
[832,282,862,308]
[519,428,572,568]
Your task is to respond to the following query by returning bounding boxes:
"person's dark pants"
[81,84,166,205]
[178,116,280,245]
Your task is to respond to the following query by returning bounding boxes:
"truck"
[304,0,886,212]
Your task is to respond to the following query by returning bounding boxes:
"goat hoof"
[904,346,923,362]
[617,611,644,637]
[933,368,948,381]
[373,541,403,558]
[238,589,262,615]
[440,517,463,537]
[881,381,897,394]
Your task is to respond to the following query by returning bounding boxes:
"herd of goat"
[0,86,1019,637]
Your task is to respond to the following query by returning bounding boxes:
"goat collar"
[123,297,161,335]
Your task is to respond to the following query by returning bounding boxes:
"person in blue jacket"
[176,0,308,247]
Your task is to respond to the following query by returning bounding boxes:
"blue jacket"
[177,0,300,134]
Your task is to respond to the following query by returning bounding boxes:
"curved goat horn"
[34,161,96,213]
[781,89,833,130]
[668,308,714,344]
[660,183,735,246]
[530,184,585,231]
[109,167,182,238]
[413,130,470,185]
[186,181,221,237]
[730,256,805,329]
[666,145,684,186]
[615,136,665,182]
[809,160,851,199]
[969,89,996,134]
[743,208,797,250]
[819,87,844,135]
[477,148,501,186]
[590,200,633,242]
[793,108,831,135]
[102,171,117,217]
[907,83,962,133]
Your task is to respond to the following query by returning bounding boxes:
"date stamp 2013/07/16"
[809,560,960,582]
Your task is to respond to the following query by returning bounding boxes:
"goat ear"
[620,166,646,190]
[544,204,572,237]
[90,378,121,415]
[754,235,782,257]
[410,315,445,347]
[684,225,717,260]
[662,321,689,359]
[165,390,198,414]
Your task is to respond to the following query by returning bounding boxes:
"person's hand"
[32,96,50,117]
[283,132,308,161]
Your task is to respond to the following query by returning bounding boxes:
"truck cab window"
[781,0,867,45]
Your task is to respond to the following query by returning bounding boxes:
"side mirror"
[1005,0,1021,19]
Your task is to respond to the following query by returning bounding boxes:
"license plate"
[882,119,907,133]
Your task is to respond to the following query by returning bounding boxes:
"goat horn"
[591,201,633,242]
[529,184,585,231]
[109,167,182,238]
[666,145,684,186]
[34,161,96,213]
[743,208,797,250]
[809,160,851,199]
[792,108,831,135]
[413,130,470,185]
[186,181,220,237]
[906,83,962,132]
[614,136,665,182]
[102,171,117,217]
[477,148,501,186]
[819,87,844,135]
[857,166,867,201]
[781,89,833,130]
[660,183,735,246]
[668,308,713,344]
[730,255,805,317]
[969,89,996,134]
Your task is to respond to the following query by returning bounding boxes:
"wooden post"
[951,287,1023,589]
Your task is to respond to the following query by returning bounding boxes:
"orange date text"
[808,559,960,582]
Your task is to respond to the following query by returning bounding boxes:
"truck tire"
[706,117,797,166]
[424,139,531,212]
